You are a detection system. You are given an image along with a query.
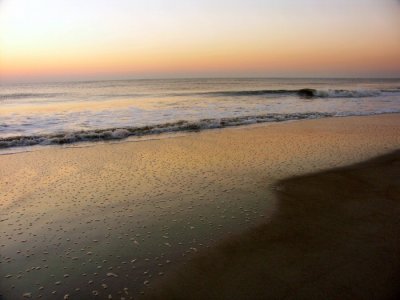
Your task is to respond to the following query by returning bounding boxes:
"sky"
[1,0,400,82]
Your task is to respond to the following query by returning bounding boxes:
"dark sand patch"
[145,150,400,300]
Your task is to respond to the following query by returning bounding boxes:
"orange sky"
[1,0,400,82]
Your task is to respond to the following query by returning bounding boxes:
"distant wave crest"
[0,88,400,101]
[199,88,389,98]
[0,93,62,100]
[1,88,397,101]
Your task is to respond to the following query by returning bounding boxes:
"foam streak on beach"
[0,114,399,299]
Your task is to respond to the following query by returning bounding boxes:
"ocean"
[1,78,399,149]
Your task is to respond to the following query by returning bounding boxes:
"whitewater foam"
[313,89,382,98]
[2,111,400,149]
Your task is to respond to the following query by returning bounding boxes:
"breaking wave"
[311,89,382,98]
[194,88,391,98]
[1,111,397,149]
[1,88,397,101]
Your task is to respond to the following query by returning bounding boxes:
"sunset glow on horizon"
[1,0,400,83]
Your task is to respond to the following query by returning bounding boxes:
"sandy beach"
[1,114,400,299]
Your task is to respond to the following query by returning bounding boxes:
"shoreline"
[1,114,399,299]
[1,112,399,154]
[145,150,400,300]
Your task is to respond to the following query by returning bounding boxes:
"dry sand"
[0,114,399,299]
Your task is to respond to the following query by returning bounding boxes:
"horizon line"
[2,75,400,86]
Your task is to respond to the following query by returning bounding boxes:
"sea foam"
[2,111,400,149]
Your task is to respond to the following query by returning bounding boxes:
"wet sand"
[145,150,400,300]
[1,114,400,299]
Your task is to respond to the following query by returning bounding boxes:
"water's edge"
[1,112,399,154]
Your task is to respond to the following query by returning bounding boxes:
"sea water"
[1,78,399,148]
